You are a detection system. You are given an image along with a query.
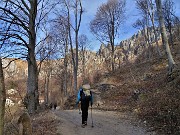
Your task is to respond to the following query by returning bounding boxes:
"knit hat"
[82,84,91,90]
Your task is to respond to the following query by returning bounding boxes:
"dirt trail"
[53,109,156,135]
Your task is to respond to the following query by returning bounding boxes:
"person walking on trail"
[76,84,93,128]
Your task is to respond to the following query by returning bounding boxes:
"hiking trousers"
[81,100,89,124]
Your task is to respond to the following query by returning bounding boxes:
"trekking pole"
[78,103,81,114]
[79,107,81,114]
[91,107,94,127]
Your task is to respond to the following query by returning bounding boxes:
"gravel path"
[53,109,156,135]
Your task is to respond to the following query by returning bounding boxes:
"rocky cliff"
[2,27,162,80]
[2,58,27,79]
[98,27,162,65]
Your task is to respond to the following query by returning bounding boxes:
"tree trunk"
[155,0,175,73]
[74,0,79,92]
[145,14,152,60]
[82,47,85,83]
[27,50,39,114]
[0,58,6,135]
[146,27,152,59]
[111,19,115,72]
[111,45,115,72]
[152,21,162,57]
[65,0,82,93]
[44,72,50,106]
[63,35,69,96]
[168,24,174,46]
[149,0,162,57]
[27,0,39,114]
[64,60,68,96]
[73,66,78,93]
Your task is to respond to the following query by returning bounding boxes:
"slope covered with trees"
[0,0,180,134]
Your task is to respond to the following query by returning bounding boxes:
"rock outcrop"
[2,27,162,82]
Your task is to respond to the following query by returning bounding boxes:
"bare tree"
[78,34,90,83]
[49,15,70,96]
[90,0,126,71]
[173,17,180,42]
[39,37,54,107]
[136,0,161,58]
[61,0,83,93]
[155,0,175,74]
[0,58,6,135]
[163,0,175,46]
[133,18,152,59]
[0,0,56,114]
[135,1,153,59]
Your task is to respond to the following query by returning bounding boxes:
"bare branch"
[0,7,30,33]
[6,0,29,16]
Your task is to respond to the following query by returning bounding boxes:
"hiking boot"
[81,124,85,128]
[84,121,87,125]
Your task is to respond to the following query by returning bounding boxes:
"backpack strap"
[80,88,83,97]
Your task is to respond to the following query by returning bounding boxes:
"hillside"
[3,28,180,134]
[21,43,179,135]
[96,44,180,134]
[62,41,180,134]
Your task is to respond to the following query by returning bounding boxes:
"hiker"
[49,101,57,110]
[76,84,93,128]
[53,102,57,110]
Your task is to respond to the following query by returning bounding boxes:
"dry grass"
[32,110,60,135]
[94,43,180,134]
[4,107,60,135]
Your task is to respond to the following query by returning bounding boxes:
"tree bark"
[148,0,161,57]
[27,0,39,114]
[155,0,175,73]
[63,33,69,96]
[168,24,173,46]
[74,0,82,92]
[0,58,6,135]
[27,50,39,114]
[151,19,162,57]
[44,71,50,106]
[82,47,86,83]
[110,18,115,72]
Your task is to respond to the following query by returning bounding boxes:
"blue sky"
[80,0,180,51]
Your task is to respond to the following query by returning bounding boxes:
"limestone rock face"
[2,27,161,80]
[98,27,161,64]
[2,59,27,79]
